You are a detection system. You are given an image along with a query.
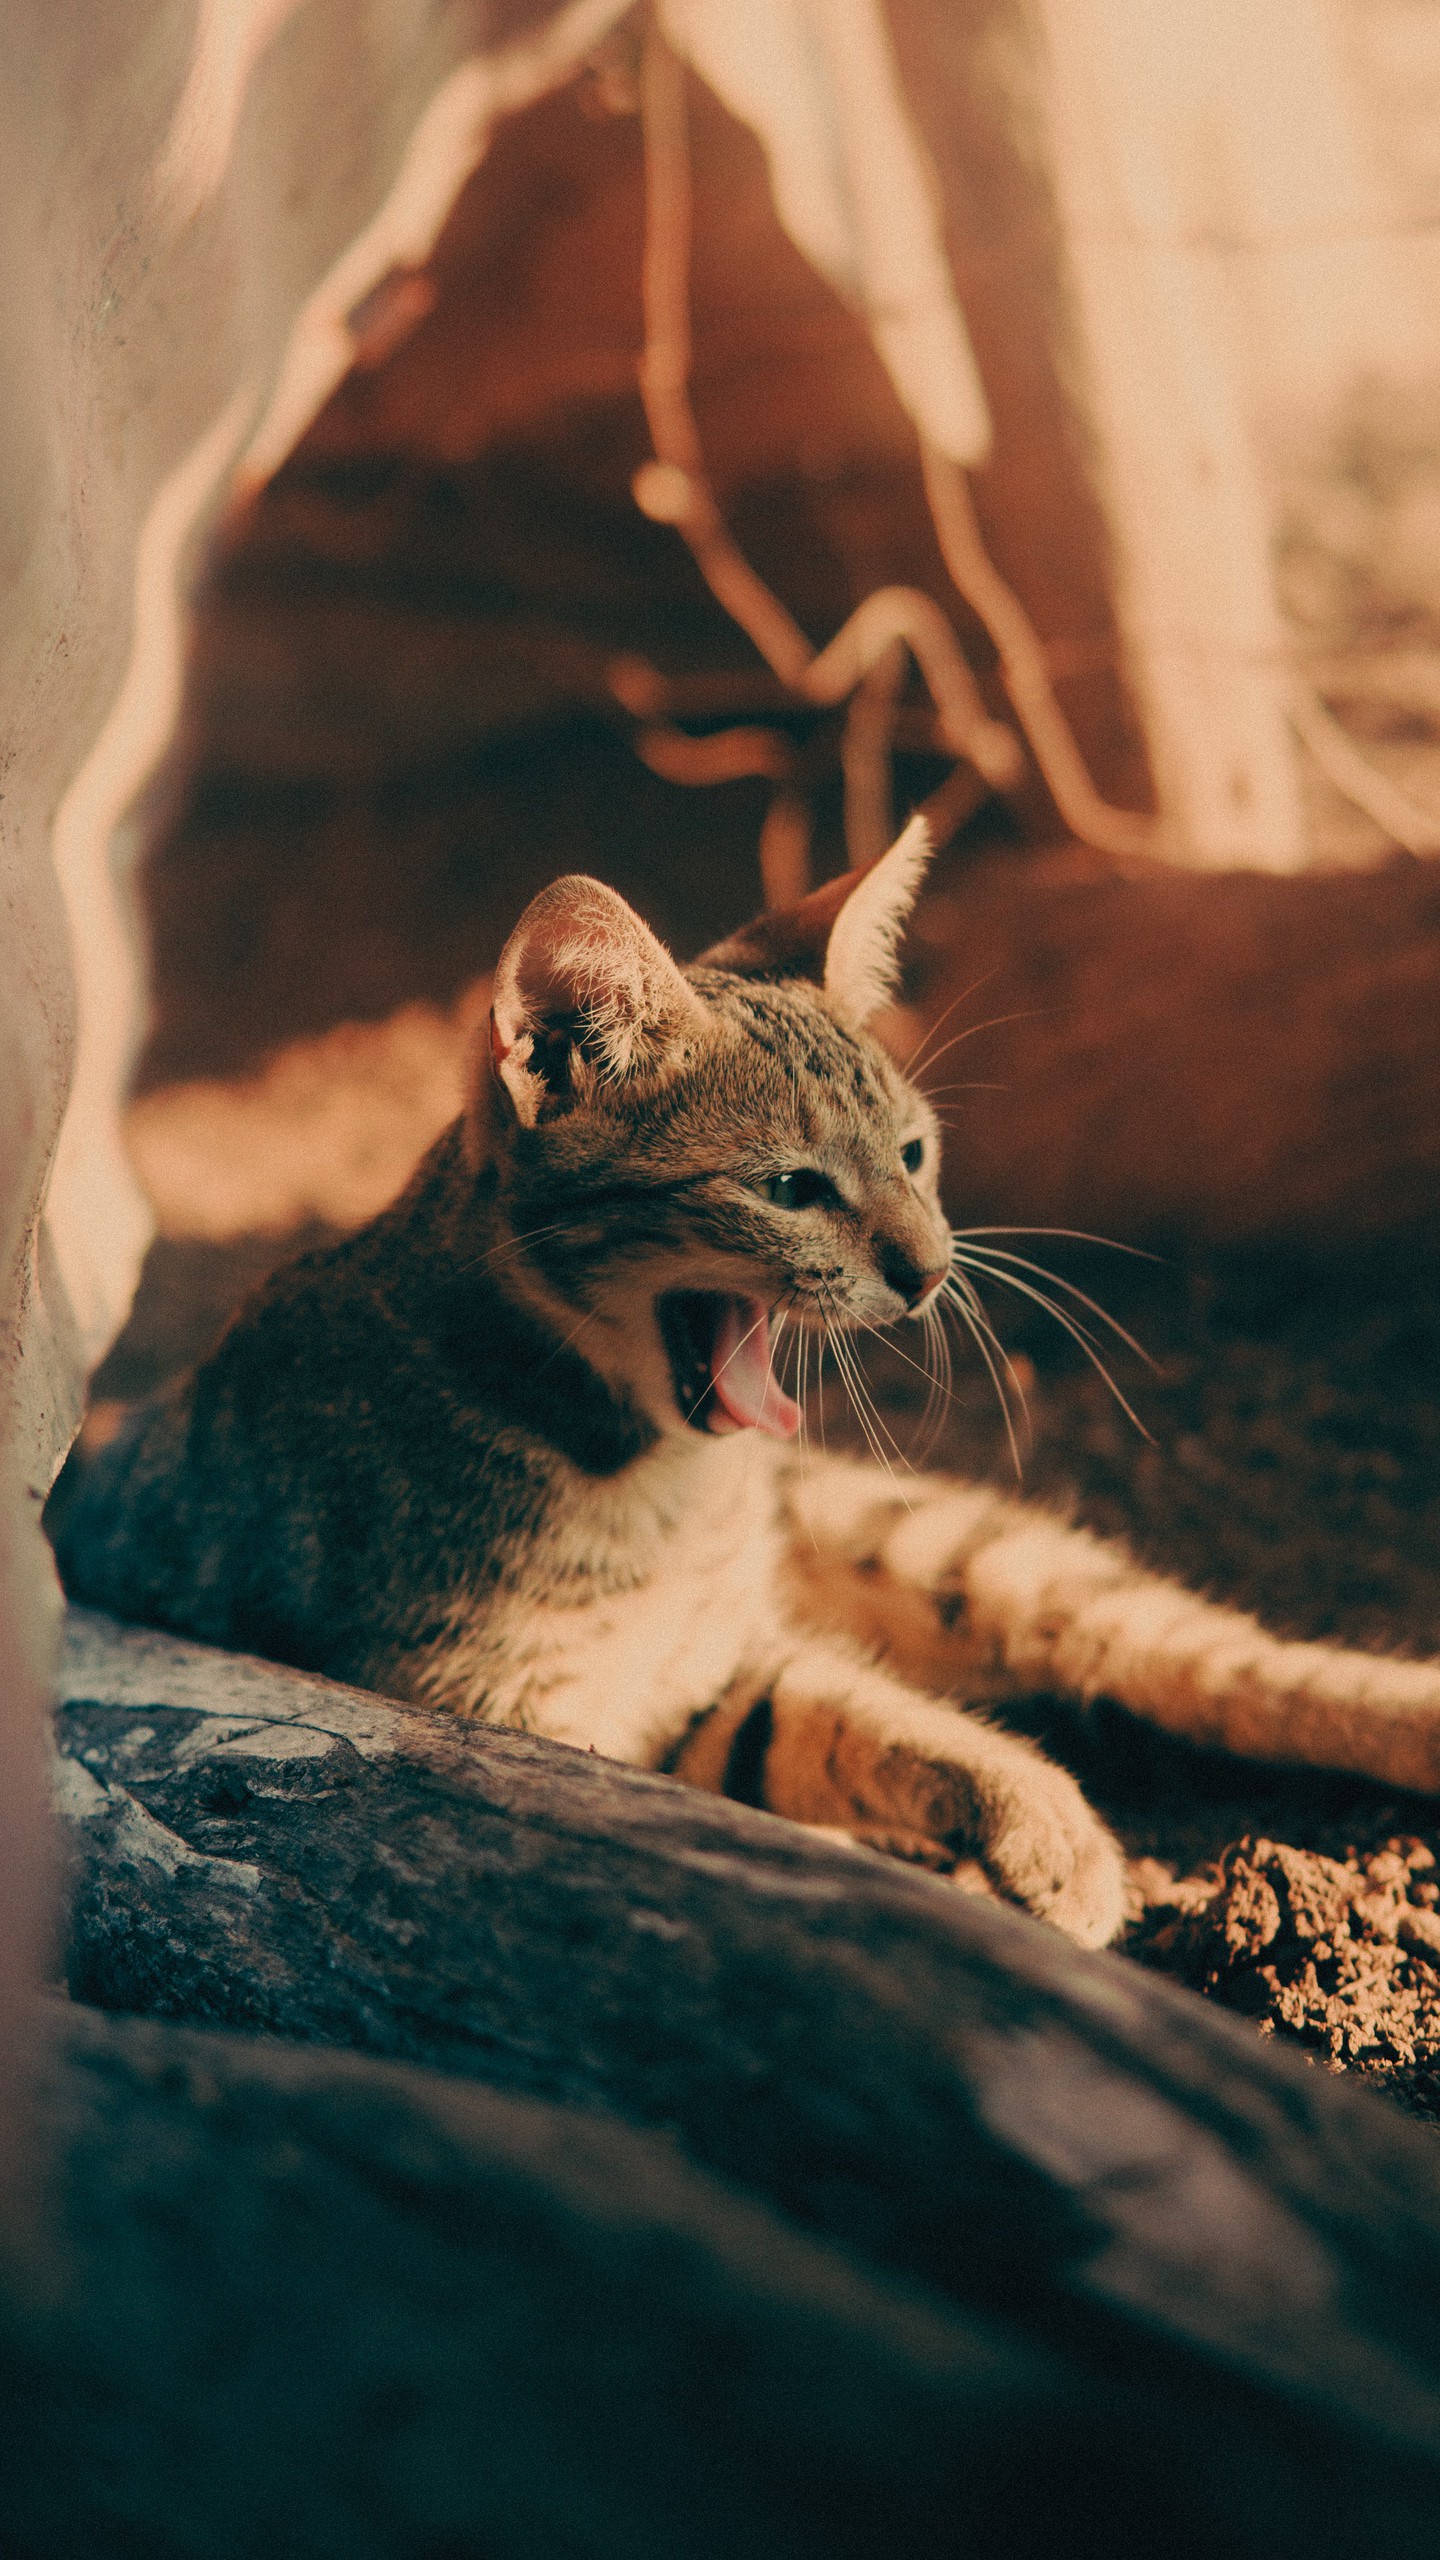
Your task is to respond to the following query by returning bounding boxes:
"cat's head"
[472,819,951,1443]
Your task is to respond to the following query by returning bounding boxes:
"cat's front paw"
[763,1656,1127,1947]
[968,1746,1126,1949]
[846,1747,1125,1946]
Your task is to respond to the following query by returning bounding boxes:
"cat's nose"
[877,1240,947,1310]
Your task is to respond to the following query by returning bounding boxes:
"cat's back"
[52,1152,566,1674]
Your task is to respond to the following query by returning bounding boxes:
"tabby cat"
[55,821,1440,1946]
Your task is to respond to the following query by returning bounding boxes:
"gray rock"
[28,1605,1440,2551]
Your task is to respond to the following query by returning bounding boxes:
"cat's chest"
[407,1434,784,1761]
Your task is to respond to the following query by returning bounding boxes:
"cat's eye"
[763,1168,835,1212]
[901,1138,925,1174]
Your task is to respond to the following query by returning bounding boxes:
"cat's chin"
[657,1292,801,1441]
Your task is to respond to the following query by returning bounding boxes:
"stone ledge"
[32,1604,1440,2550]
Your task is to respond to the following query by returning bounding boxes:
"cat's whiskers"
[795,1329,824,1542]
[528,1303,603,1379]
[818,1286,911,1489]
[832,1334,890,1479]
[927,1300,956,1460]
[953,1228,1153,1351]
[910,1009,1043,1089]
[915,1081,1008,1100]
[768,1300,798,1450]
[457,1217,584,1280]
[772,1294,821,1527]
[789,1312,810,1478]
[814,1287,879,1473]
[854,1316,952,1430]
[854,1300,953,1464]
[932,1223,1155,1455]
[916,1300,948,1457]
[947,1253,1152,1442]
[901,969,1000,1080]
[952,1241,1152,1365]
[851,1345,919,1494]
[950,1239,1156,1368]
[937,1263,1030,1477]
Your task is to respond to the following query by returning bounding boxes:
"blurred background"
[99,0,1440,1621]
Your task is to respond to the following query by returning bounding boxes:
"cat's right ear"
[697,816,933,1029]
[476,875,708,1136]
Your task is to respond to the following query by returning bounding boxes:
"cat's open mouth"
[658,1292,801,1440]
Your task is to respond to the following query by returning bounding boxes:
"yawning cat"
[55,821,1440,1946]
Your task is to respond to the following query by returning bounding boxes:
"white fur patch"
[405,1433,785,1765]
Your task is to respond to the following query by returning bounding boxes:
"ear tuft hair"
[483,876,707,1130]
[822,816,933,1026]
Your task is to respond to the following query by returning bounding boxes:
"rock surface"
[0,2003,1145,2560]
[33,1602,1440,2551]
[14,1990,1440,2560]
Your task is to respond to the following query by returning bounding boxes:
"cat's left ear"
[482,874,708,1132]
[698,817,933,1030]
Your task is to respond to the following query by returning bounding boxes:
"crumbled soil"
[957,1679,1440,2124]
[1128,1835,1440,2119]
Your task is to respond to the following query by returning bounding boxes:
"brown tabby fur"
[55,828,1440,1948]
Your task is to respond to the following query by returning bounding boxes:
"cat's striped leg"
[781,1454,1440,1794]
[672,1643,1126,1947]
[779,1457,1029,1700]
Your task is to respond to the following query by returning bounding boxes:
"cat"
[54,820,1440,1948]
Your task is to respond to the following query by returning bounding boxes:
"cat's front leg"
[779,1454,1036,1699]
[782,1453,1440,1794]
[672,1643,1126,1948]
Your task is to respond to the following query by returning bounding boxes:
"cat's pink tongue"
[709,1296,800,1439]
